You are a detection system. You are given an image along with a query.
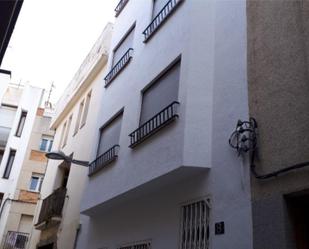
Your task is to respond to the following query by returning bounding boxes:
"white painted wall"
[0,84,44,245]
[0,71,10,102]
[31,24,113,249]
[77,0,253,248]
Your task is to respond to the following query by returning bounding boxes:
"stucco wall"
[0,85,44,246]
[32,25,113,249]
[247,1,309,248]
[78,0,253,248]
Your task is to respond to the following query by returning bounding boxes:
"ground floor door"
[37,243,54,249]
[286,193,309,249]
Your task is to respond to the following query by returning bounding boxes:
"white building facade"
[77,0,253,249]
[31,24,113,249]
[0,69,52,248]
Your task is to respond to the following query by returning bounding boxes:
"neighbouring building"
[247,1,309,249]
[75,0,253,248]
[31,23,113,249]
[0,69,54,249]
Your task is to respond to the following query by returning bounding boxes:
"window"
[29,174,44,192]
[74,100,84,135]
[0,192,3,207]
[48,140,53,152]
[0,150,4,165]
[39,136,53,152]
[112,27,135,67]
[15,111,27,137]
[62,115,73,148]
[3,150,16,179]
[140,60,180,124]
[89,112,122,176]
[118,241,151,249]
[115,0,129,17]
[180,199,210,249]
[143,0,184,42]
[59,122,67,149]
[80,92,91,128]
[129,60,181,147]
[97,113,122,156]
[104,26,135,86]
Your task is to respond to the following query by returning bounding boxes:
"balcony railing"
[115,0,129,17]
[129,101,179,148]
[89,145,120,176]
[3,231,29,249]
[36,187,67,225]
[143,0,184,42]
[104,48,133,87]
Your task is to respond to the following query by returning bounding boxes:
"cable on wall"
[228,117,309,180]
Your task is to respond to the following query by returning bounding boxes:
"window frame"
[29,174,44,192]
[39,136,54,152]
[112,23,136,67]
[96,109,123,157]
[139,58,181,125]
[15,111,27,137]
[104,24,136,87]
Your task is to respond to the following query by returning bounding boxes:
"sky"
[2,0,117,104]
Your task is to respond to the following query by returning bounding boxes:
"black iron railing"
[37,187,66,225]
[105,48,133,87]
[143,0,184,42]
[3,231,29,249]
[89,145,120,176]
[115,0,129,17]
[129,101,179,148]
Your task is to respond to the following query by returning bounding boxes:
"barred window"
[119,241,151,249]
[180,199,210,249]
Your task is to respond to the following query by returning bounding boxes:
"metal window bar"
[119,242,151,249]
[180,200,210,249]
[36,187,67,225]
[115,0,129,17]
[143,0,184,42]
[3,231,29,249]
[129,101,179,148]
[104,48,133,87]
[88,145,120,176]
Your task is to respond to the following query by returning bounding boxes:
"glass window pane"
[29,177,39,191]
[40,139,48,151]
[48,140,53,152]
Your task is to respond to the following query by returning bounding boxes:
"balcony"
[115,0,129,17]
[104,48,133,87]
[129,101,179,148]
[3,231,29,249]
[143,0,184,42]
[35,188,67,230]
[89,145,120,176]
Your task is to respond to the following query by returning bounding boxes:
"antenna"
[45,82,55,109]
